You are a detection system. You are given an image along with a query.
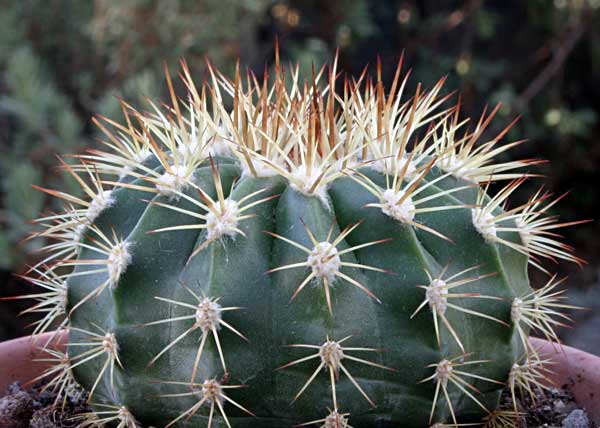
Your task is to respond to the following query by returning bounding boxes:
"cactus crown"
[20,53,587,428]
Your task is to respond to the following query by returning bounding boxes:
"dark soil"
[499,385,598,428]
[0,379,596,427]
[0,382,89,428]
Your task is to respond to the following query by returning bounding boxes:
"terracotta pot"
[0,331,67,393]
[0,333,598,423]
[530,337,600,423]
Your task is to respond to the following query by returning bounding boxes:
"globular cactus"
[20,55,587,428]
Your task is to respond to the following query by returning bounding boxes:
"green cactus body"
[27,59,583,428]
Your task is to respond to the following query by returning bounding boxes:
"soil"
[498,385,598,428]
[0,382,89,428]
[0,380,596,427]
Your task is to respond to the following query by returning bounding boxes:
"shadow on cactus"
[19,53,588,428]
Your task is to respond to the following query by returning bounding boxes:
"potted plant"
[1,55,596,427]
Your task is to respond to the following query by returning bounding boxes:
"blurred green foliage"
[0,0,274,270]
[1,0,599,344]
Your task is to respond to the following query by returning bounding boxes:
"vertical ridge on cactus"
[17,53,587,428]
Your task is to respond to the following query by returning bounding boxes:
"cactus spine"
[22,55,586,428]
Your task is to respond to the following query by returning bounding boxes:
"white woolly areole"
[206,199,241,241]
[319,340,345,371]
[508,362,522,386]
[57,285,68,313]
[332,157,361,173]
[308,242,341,284]
[195,298,222,334]
[133,147,152,163]
[177,138,201,159]
[515,216,532,247]
[240,156,279,178]
[119,148,152,179]
[107,241,131,288]
[381,189,416,223]
[289,164,329,205]
[370,153,417,177]
[207,124,233,156]
[471,208,497,241]
[71,222,87,246]
[435,359,453,386]
[102,332,119,355]
[155,165,190,197]
[438,154,472,180]
[511,298,524,324]
[206,135,233,157]
[86,190,114,222]
[201,379,224,404]
[177,136,232,164]
[116,406,136,424]
[426,279,449,314]
[324,411,348,428]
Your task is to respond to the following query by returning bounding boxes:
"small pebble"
[562,409,590,428]
[554,399,568,414]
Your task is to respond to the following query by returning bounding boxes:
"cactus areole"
[26,56,586,428]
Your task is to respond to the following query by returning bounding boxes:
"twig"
[515,14,590,110]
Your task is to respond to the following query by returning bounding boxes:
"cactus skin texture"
[24,56,587,428]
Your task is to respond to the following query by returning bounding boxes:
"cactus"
[21,55,586,428]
